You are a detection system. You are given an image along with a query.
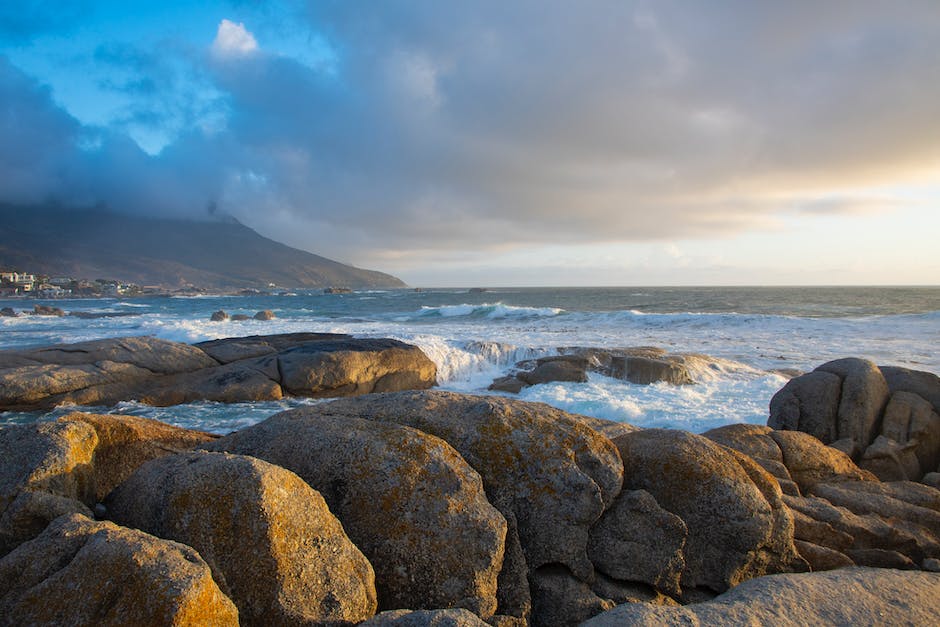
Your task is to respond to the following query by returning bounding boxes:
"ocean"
[2,286,938,435]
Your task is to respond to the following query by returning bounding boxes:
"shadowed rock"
[612,429,803,593]
[59,412,216,500]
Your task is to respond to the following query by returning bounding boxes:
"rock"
[617,355,694,385]
[528,565,615,627]
[880,365,940,413]
[769,430,876,492]
[590,573,679,607]
[32,304,65,316]
[793,539,854,571]
[59,412,216,500]
[612,429,802,592]
[230,314,250,321]
[581,567,940,627]
[518,357,589,386]
[0,514,238,625]
[573,415,639,441]
[277,338,437,397]
[809,481,940,537]
[0,361,148,408]
[195,332,349,363]
[0,491,93,555]
[312,391,623,585]
[768,370,842,442]
[880,390,940,477]
[704,424,797,489]
[924,557,940,572]
[210,309,229,321]
[254,309,276,320]
[9,336,219,373]
[845,548,917,569]
[360,609,490,626]
[704,423,784,463]
[107,451,376,626]
[817,358,890,447]
[924,472,940,489]
[784,493,940,565]
[1,334,437,410]
[0,421,100,511]
[587,489,687,596]
[788,507,854,551]
[858,435,921,481]
[0,307,17,317]
[0,337,222,409]
[206,410,506,618]
[488,375,527,394]
[324,287,353,293]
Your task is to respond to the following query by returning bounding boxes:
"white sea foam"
[2,289,937,434]
[413,302,565,319]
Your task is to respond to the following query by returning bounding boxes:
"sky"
[1,1,939,286]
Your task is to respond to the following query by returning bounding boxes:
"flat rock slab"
[582,567,940,626]
[0,333,437,410]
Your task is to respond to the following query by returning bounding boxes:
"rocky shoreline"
[1,336,939,625]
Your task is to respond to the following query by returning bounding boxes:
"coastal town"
[0,270,146,298]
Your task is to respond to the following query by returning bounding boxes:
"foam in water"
[2,287,937,434]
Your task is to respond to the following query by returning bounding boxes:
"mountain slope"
[0,206,405,289]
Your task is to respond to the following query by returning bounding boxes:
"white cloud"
[211,19,258,59]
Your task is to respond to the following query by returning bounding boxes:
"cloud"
[2,1,940,270]
[211,19,259,58]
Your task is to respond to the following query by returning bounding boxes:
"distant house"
[0,271,35,293]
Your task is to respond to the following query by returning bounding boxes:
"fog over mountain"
[0,206,404,289]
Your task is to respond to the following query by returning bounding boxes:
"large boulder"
[611,429,803,593]
[769,360,940,483]
[0,421,98,511]
[581,567,940,626]
[704,424,798,493]
[0,421,98,553]
[768,370,843,443]
[817,358,890,448]
[106,451,376,626]
[880,365,940,412]
[311,392,623,584]
[276,338,437,397]
[769,430,876,492]
[880,391,940,477]
[587,489,687,596]
[59,412,216,500]
[0,514,238,625]
[206,410,506,618]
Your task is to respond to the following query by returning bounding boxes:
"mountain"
[0,206,406,289]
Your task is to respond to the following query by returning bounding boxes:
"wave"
[115,302,151,308]
[410,302,565,320]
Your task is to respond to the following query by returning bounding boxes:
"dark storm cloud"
[1,1,939,262]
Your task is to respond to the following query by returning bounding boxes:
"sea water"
[1,286,937,434]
